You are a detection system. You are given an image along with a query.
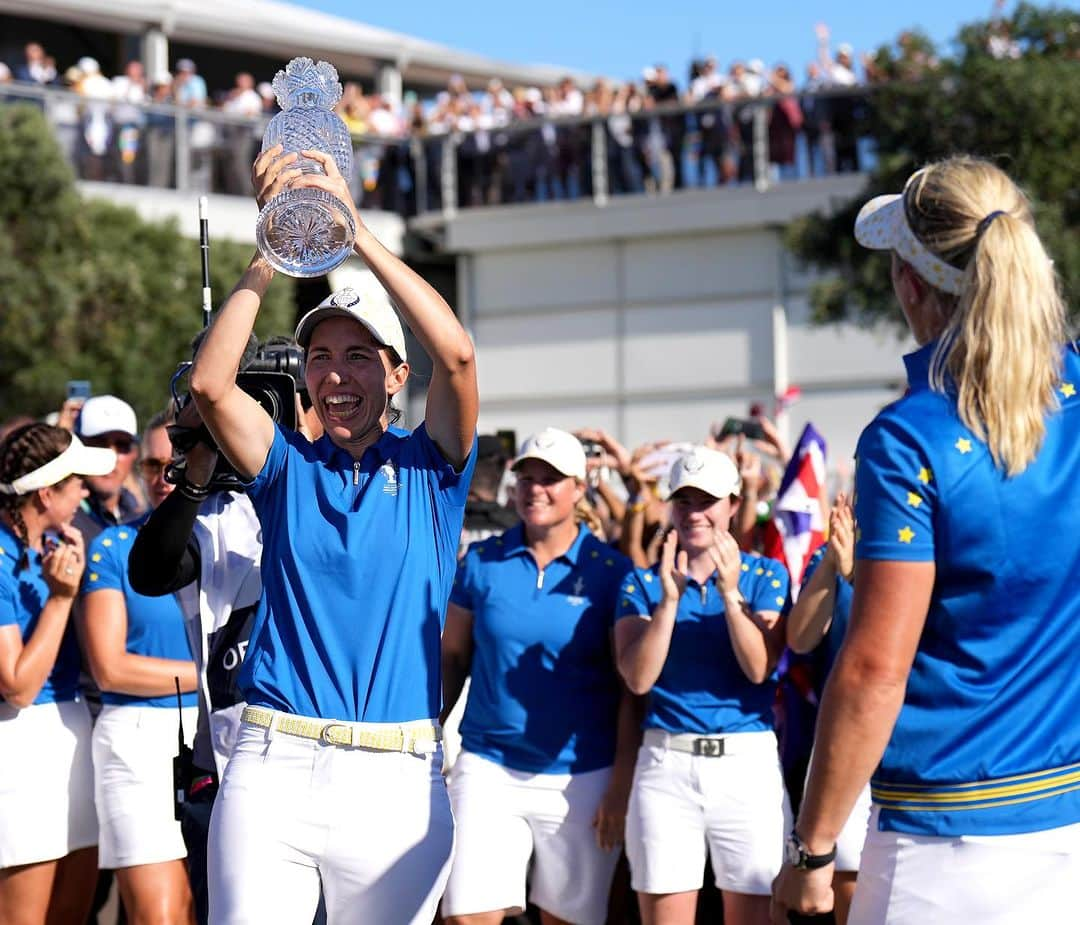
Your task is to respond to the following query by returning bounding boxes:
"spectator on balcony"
[75,57,114,182]
[647,64,686,190]
[173,59,207,108]
[15,42,56,85]
[112,60,148,185]
[550,76,585,199]
[765,64,801,180]
[222,72,262,196]
[801,62,831,176]
[690,60,733,187]
[729,60,765,184]
[815,24,861,172]
[145,74,175,189]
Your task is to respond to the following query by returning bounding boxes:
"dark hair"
[0,423,73,563]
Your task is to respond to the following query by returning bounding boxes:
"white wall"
[443,178,914,474]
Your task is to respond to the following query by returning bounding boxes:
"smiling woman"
[188,145,478,925]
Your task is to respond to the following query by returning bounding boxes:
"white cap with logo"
[76,395,138,439]
[294,287,408,362]
[512,427,586,481]
[667,446,741,500]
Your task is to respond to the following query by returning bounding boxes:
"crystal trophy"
[255,57,355,278]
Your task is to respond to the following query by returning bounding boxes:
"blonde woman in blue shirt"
[773,156,1080,924]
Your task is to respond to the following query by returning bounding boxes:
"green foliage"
[0,103,295,425]
[786,3,1080,328]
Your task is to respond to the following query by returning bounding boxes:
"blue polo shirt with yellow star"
[0,523,81,705]
[83,516,197,709]
[854,340,1080,836]
[618,553,789,735]
[451,525,630,774]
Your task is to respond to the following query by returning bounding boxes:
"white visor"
[0,435,116,496]
[854,192,966,295]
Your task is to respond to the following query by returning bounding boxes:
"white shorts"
[442,751,620,925]
[850,806,1080,924]
[92,703,197,869]
[208,715,453,925]
[0,698,97,868]
[626,729,791,896]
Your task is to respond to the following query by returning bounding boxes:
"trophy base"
[255,188,356,278]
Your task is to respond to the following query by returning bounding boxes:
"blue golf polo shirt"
[0,523,81,705]
[854,340,1080,836]
[618,553,790,735]
[83,516,196,709]
[451,524,630,774]
[241,422,476,723]
[798,546,854,701]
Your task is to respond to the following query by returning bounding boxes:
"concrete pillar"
[375,60,402,110]
[142,27,169,81]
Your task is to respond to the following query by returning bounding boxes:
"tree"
[0,102,296,425]
[786,3,1080,328]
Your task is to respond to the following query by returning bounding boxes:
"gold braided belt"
[241,706,441,755]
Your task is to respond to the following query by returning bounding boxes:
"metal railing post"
[441,133,458,219]
[591,120,609,206]
[174,111,190,192]
[752,104,770,191]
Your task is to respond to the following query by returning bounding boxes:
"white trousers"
[207,719,454,924]
[850,806,1080,924]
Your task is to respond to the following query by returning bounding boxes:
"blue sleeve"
[854,413,936,562]
[616,567,656,621]
[84,529,125,593]
[800,546,827,591]
[411,424,478,508]
[743,556,789,613]
[248,425,292,504]
[449,547,480,611]
[0,573,16,627]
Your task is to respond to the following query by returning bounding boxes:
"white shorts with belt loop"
[0,698,98,868]
[441,750,621,925]
[626,728,792,896]
[92,703,197,868]
[850,807,1080,924]
[208,710,453,925]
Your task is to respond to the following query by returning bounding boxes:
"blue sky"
[292,0,1030,82]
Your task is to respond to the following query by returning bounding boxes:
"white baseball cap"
[854,171,966,295]
[512,427,586,481]
[0,434,116,496]
[294,287,408,361]
[667,446,741,500]
[76,395,138,439]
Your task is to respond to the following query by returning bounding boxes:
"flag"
[763,423,827,597]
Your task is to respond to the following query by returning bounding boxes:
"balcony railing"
[3,81,875,220]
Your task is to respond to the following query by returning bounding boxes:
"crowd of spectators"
[0,10,1035,212]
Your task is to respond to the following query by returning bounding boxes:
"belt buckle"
[320,723,352,747]
[692,737,725,757]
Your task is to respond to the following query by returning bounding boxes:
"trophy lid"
[272,57,343,110]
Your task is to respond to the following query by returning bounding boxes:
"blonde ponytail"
[905,157,1067,476]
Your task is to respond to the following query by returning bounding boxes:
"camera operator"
[458,434,517,557]
[127,335,311,925]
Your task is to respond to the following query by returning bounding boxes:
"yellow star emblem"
[118,531,129,541]
[741,563,749,572]
[590,550,599,558]
[92,553,102,562]
[89,572,99,581]
[605,559,614,567]
[1060,383,1076,398]
[897,526,915,544]
[771,579,781,588]
[625,585,636,593]
[644,573,653,583]
[906,492,923,508]
[775,596,785,607]
[755,567,765,575]
[955,438,972,454]
[102,538,113,547]
[0,546,5,557]
[918,467,932,484]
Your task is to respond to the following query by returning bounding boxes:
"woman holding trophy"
[190,58,478,925]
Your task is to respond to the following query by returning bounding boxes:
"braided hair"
[0,423,73,568]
